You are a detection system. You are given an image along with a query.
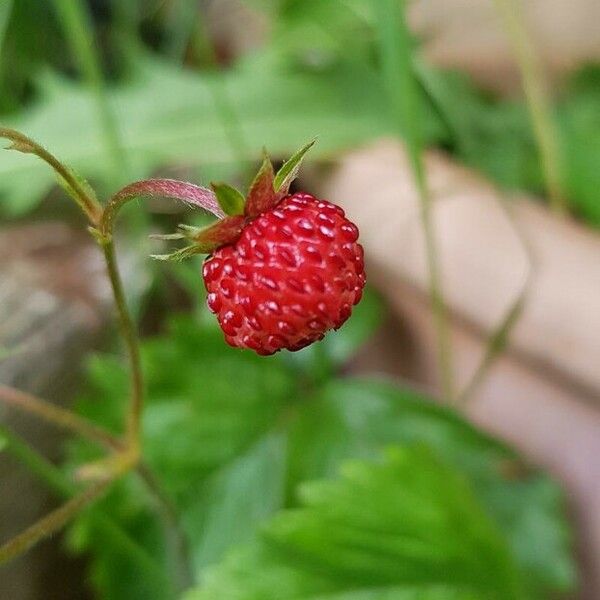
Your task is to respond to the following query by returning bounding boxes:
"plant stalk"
[0,128,103,223]
[0,428,173,590]
[52,0,128,183]
[101,239,144,447]
[0,478,113,564]
[493,0,565,213]
[376,0,455,402]
[0,384,121,450]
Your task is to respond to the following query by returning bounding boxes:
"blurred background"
[0,1,599,599]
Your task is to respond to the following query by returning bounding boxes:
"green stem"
[0,425,170,588]
[102,240,144,447]
[0,128,103,223]
[0,384,122,450]
[165,0,199,61]
[109,0,139,65]
[189,9,253,180]
[0,478,113,564]
[493,0,565,213]
[51,0,128,183]
[0,0,12,51]
[0,0,13,110]
[376,0,455,402]
[0,424,70,496]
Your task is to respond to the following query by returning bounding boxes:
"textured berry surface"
[203,193,366,355]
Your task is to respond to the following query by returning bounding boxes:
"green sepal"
[177,224,206,238]
[148,232,186,241]
[148,224,204,243]
[211,182,245,216]
[150,215,245,261]
[150,245,206,262]
[245,153,277,218]
[273,138,317,194]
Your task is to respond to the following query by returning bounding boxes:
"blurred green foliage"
[0,0,598,224]
[64,286,575,599]
[0,2,586,598]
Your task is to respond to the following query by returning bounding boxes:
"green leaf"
[287,379,576,597]
[0,56,411,216]
[0,430,7,453]
[68,315,298,599]
[67,319,574,599]
[273,138,317,194]
[182,431,288,572]
[185,447,524,599]
[210,182,245,216]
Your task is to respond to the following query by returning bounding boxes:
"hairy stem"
[0,424,70,496]
[493,0,564,213]
[376,0,454,402]
[0,385,122,450]
[51,0,128,182]
[0,425,172,589]
[102,240,144,447]
[0,478,113,564]
[0,128,102,223]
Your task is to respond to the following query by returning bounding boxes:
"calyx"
[151,140,315,261]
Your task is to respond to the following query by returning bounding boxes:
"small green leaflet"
[185,447,524,600]
[273,138,317,194]
[210,182,245,216]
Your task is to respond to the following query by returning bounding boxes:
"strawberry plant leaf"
[0,56,404,216]
[245,153,277,217]
[210,182,245,216]
[287,379,576,597]
[273,138,317,194]
[185,447,524,600]
[66,317,575,600]
[182,431,288,571]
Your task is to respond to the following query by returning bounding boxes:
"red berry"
[203,193,365,355]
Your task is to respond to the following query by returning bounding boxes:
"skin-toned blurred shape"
[409,0,600,93]
[317,139,600,597]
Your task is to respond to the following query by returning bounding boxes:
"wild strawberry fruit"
[203,192,365,354]
[153,140,365,355]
